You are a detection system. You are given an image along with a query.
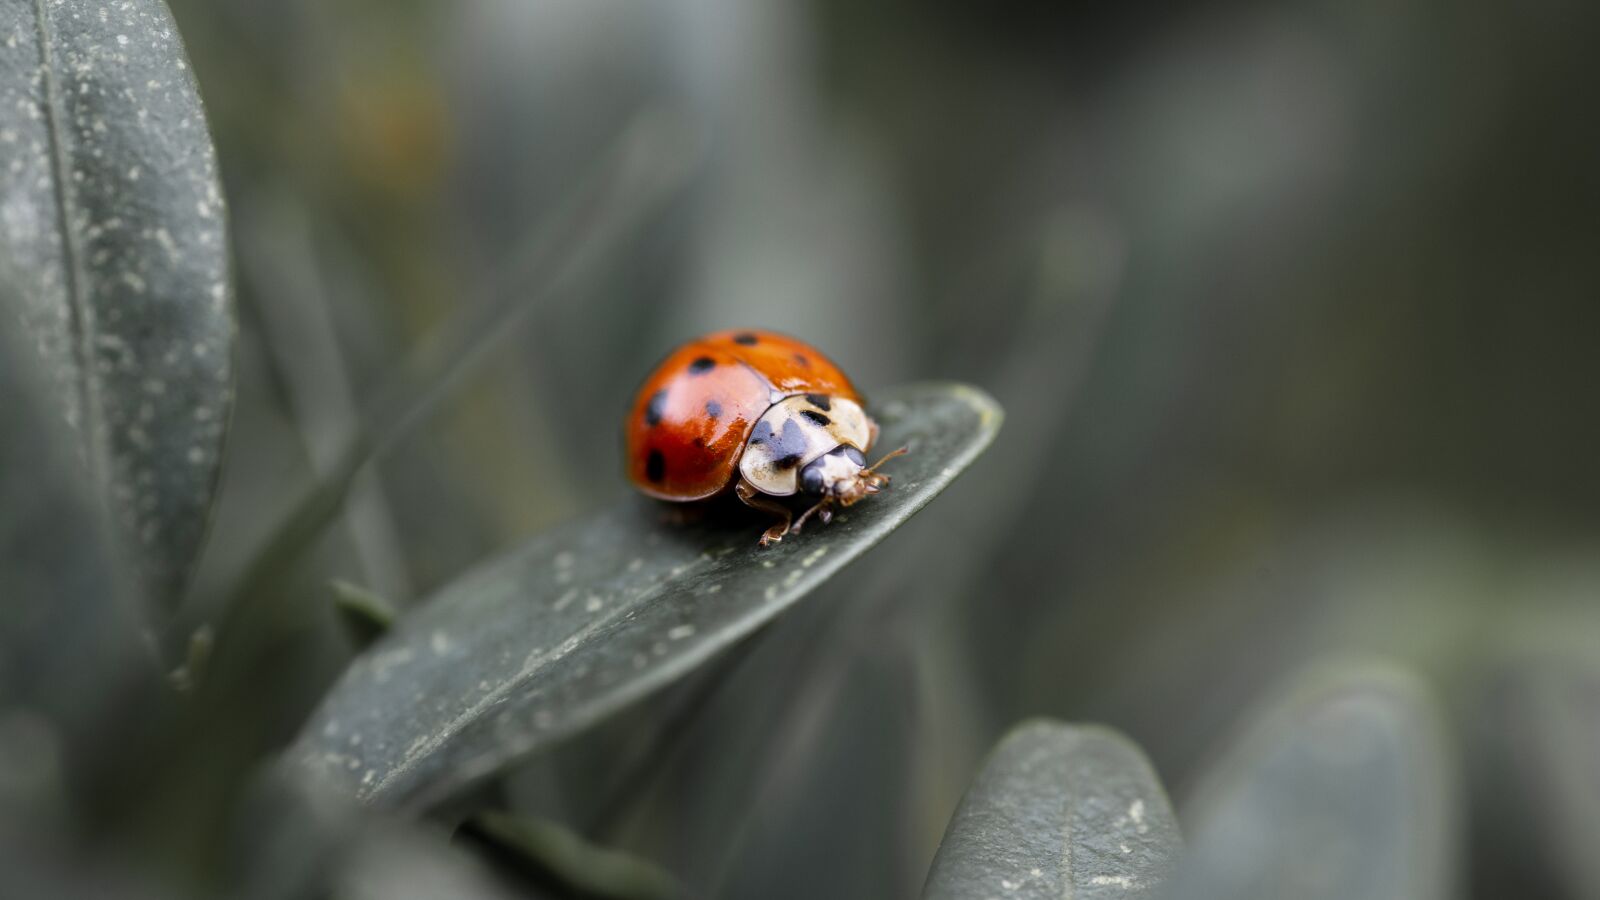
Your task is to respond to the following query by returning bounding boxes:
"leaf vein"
[30,0,106,485]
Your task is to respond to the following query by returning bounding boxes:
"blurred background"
[155,0,1597,896]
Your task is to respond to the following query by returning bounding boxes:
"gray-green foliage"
[461,810,689,900]
[0,290,147,830]
[1168,665,1457,900]
[924,721,1182,900]
[7,0,1597,897]
[291,383,1002,811]
[0,0,233,610]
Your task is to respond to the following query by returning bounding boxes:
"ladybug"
[625,329,907,546]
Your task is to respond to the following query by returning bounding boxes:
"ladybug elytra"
[625,329,906,546]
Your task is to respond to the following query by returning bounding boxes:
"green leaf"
[225,771,528,900]
[1168,663,1457,900]
[1500,656,1600,898]
[922,720,1182,900]
[289,382,1001,810]
[167,623,214,693]
[458,810,688,900]
[331,580,399,651]
[0,0,235,610]
[0,294,146,827]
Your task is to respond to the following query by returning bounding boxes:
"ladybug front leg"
[735,478,792,547]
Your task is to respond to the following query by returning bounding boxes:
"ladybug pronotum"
[625,329,906,546]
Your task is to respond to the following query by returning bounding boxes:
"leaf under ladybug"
[0,0,235,613]
[288,381,1001,810]
[922,721,1182,900]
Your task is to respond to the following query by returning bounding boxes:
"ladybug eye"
[800,464,826,495]
[842,446,866,467]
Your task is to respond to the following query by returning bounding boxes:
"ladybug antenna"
[863,446,908,476]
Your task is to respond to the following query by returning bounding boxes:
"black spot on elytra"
[688,356,716,374]
[645,449,665,482]
[644,389,667,426]
[705,399,722,420]
[733,332,759,345]
[800,410,831,426]
[792,352,810,367]
[805,393,831,411]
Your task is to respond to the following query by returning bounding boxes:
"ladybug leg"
[736,479,792,547]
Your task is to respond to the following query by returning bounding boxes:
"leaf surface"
[0,293,144,827]
[0,0,234,608]
[1168,664,1457,900]
[923,721,1182,900]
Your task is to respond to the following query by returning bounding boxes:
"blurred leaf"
[923,720,1182,900]
[0,292,149,829]
[1502,657,1600,898]
[332,580,398,651]
[458,810,687,900]
[0,840,164,900]
[0,0,235,611]
[226,771,528,900]
[335,825,533,900]
[289,382,1001,810]
[1168,663,1457,900]
[167,624,214,693]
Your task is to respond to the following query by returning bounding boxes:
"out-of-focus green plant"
[5,0,1600,897]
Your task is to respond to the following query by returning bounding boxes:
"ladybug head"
[793,445,909,532]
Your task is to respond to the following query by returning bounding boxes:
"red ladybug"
[625,329,906,546]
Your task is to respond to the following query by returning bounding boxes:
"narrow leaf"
[227,771,526,900]
[923,720,1182,900]
[0,296,145,827]
[1502,657,1600,898]
[0,0,235,609]
[290,382,1001,810]
[459,810,688,900]
[331,579,398,651]
[1167,663,1457,900]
